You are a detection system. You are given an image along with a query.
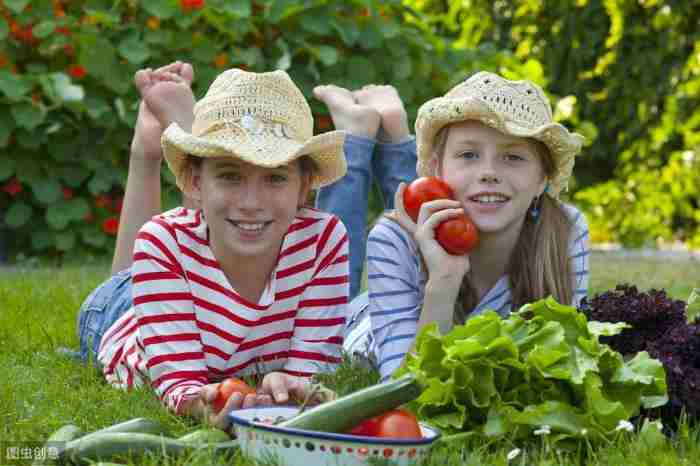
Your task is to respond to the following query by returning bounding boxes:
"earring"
[529,197,541,222]
[530,184,548,223]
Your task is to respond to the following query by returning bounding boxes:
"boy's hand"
[259,372,335,405]
[193,383,273,432]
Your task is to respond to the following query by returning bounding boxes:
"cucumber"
[278,374,423,433]
[31,424,83,465]
[178,428,230,445]
[207,439,240,458]
[64,432,189,465]
[90,417,169,436]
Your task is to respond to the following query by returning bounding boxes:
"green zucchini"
[64,432,189,465]
[278,374,423,433]
[31,424,83,465]
[207,439,240,458]
[89,417,169,436]
[178,428,230,445]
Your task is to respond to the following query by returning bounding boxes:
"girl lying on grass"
[77,64,349,429]
[315,73,591,382]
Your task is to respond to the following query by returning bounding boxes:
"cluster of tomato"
[213,377,423,439]
[403,177,479,255]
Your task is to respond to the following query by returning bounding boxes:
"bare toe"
[134,69,153,95]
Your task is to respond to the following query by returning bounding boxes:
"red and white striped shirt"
[97,207,349,413]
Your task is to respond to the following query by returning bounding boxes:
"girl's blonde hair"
[391,124,574,324]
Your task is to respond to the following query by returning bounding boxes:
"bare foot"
[313,85,380,139]
[130,63,189,161]
[141,69,196,133]
[353,85,409,143]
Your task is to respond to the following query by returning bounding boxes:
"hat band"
[197,116,300,142]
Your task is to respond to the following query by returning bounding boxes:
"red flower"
[102,216,119,235]
[94,194,112,209]
[214,53,228,69]
[55,26,71,36]
[2,177,22,197]
[180,0,204,11]
[68,64,86,79]
[110,196,124,214]
[62,186,74,200]
[315,115,333,131]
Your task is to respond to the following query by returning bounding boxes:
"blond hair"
[389,124,574,324]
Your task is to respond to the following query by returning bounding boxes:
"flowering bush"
[0,0,585,258]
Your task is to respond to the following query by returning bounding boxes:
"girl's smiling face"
[431,120,548,236]
[190,157,311,263]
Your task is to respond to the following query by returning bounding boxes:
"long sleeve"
[566,204,590,307]
[366,217,424,381]
[372,137,418,210]
[283,216,350,376]
[131,219,208,413]
[315,134,375,299]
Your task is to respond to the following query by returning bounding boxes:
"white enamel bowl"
[229,405,441,466]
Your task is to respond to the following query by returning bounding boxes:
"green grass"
[1,255,699,465]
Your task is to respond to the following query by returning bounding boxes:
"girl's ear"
[185,163,203,202]
[297,172,313,209]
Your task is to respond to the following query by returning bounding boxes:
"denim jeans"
[77,268,133,364]
[315,134,417,299]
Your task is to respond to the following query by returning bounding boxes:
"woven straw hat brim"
[416,96,585,198]
[161,123,347,191]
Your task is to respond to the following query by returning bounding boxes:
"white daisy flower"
[507,448,522,461]
[533,425,551,436]
[615,420,634,432]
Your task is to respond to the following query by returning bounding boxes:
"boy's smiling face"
[432,120,548,236]
[190,157,311,264]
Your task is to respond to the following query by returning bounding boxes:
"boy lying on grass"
[77,63,349,431]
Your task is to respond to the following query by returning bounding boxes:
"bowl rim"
[229,405,441,446]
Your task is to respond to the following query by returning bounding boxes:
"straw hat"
[161,68,346,191]
[415,71,585,198]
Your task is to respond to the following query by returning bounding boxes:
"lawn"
[1,253,699,465]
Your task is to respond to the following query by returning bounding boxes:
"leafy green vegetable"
[396,297,667,443]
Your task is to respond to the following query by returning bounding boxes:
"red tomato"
[402,177,454,222]
[347,416,380,436]
[213,378,256,413]
[435,216,479,255]
[346,408,422,439]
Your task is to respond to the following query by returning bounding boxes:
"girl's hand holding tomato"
[394,180,472,285]
[401,177,479,256]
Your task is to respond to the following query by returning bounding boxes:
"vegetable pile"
[395,297,668,443]
[36,418,236,465]
[580,284,700,423]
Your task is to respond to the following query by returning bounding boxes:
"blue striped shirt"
[343,203,590,381]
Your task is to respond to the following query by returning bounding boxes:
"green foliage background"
[0,0,698,258]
